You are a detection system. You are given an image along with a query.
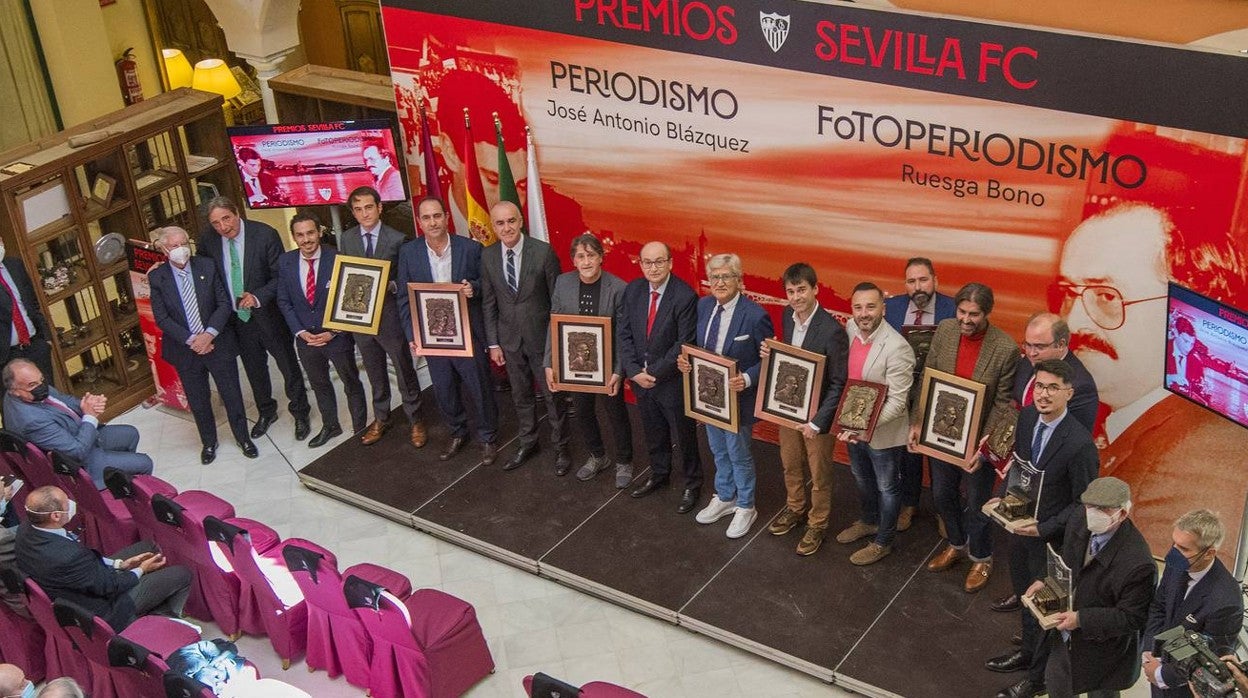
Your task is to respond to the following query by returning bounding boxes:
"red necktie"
[646,290,659,337]
[912,308,924,325]
[305,259,316,306]
[0,273,31,345]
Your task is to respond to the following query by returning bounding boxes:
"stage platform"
[298,399,1019,697]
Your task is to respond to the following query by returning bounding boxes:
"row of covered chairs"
[0,428,494,696]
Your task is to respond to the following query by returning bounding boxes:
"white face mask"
[1086,507,1117,534]
[168,246,191,266]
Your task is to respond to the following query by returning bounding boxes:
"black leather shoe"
[503,443,538,471]
[985,650,1029,673]
[1010,634,1022,646]
[309,425,342,448]
[479,442,498,467]
[238,439,259,458]
[554,449,572,476]
[293,416,311,441]
[677,487,699,514]
[991,594,1021,613]
[630,475,668,499]
[200,444,217,465]
[440,435,467,461]
[250,413,277,439]
[995,678,1042,698]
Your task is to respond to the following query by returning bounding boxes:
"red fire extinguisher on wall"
[116,47,144,106]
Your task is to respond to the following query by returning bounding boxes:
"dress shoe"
[695,496,737,524]
[630,475,668,499]
[995,678,1043,698]
[926,544,965,572]
[897,505,916,532]
[440,435,467,461]
[554,448,572,476]
[769,508,805,536]
[250,413,277,439]
[238,439,259,458]
[200,444,217,465]
[1010,634,1022,646]
[410,421,428,448]
[308,425,342,448]
[965,561,993,593]
[360,420,388,446]
[503,443,539,471]
[985,650,1028,673]
[478,442,498,467]
[293,416,311,441]
[677,487,699,514]
[991,594,1021,613]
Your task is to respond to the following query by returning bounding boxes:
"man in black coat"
[1010,313,1099,431]
[1141,509,1244,697]
[0,252,54,383]
[200,197,310,441]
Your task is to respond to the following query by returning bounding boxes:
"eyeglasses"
[1047,282,1166,331]
[1021,340,1058,353]
[709,273,739,284]
[1032,382,1072,396]
[639,258,670,268]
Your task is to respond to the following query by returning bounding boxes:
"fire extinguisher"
[116,47,144,106]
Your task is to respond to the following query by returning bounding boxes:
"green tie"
[230,238,250,322]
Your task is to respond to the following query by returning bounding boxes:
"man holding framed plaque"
[833,282,915,566]
[760,263,846,556]
[908,282,1017,593]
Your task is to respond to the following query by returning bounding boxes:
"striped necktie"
[505,249,518,294]
[178,270,204,334]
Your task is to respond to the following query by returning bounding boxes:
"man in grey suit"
[339,186,426,448]
[2,358,153,488]
[482,201,567,472]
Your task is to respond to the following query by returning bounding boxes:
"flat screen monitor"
[1164,282,1248,429]
[226,119,405,209]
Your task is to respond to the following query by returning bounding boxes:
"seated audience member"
[16,485,191,632]
[169,639,311,697]
[35,677,84,698]
[0,663,33,698]
[2,358,153,489]
[1,479,19,565]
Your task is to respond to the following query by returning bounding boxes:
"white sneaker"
[726,507,757,539]
[695,496,737,524]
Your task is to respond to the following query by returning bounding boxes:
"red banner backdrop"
[379,0,1248,552]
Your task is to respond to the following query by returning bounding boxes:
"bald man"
[481,201,567,473]
[1010,312,1100,432]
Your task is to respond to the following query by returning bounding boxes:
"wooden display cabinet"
[0,89,243,419]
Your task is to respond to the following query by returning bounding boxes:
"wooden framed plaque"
[832,379,888,442]
[407,282,473,357]
[682,343,738,433]
[550,313,613,394]
[754,338,825,430]
[913,366,987,467]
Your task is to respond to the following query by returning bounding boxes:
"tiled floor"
[112,392,855,697]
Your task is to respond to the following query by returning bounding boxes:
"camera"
[1155,625,1243,697]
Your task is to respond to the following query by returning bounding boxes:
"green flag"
[494,112,519,210]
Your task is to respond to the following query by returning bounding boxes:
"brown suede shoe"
[926,544,965,572]
[360,420,387,446]
[896,505,916,532]
[835,520,878,544]
[964,561,992,593]
[850,542,892,566]
[410,421,428,448]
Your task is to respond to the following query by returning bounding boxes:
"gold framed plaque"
[322,255,390,335]
[833,379,889,442]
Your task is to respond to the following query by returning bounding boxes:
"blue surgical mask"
[14,680,35,698]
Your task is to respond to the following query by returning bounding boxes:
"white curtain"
[0,0,57,150]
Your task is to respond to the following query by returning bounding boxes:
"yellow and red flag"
[461,108,496,245]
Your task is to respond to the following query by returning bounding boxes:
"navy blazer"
[695,294,773,425]
[1142,558,1244,696]
[148,257,239,368]
[1006,405,1100,541]
[1012,351,1100,433]
[197,219,287,327]
[781,306,848,432]
[617,274,698,393]
[15,523,140,631]
[884,291,955,332]
[276,249,352,352]
[395,235,486,346]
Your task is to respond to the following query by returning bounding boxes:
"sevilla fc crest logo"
[760,12,791,53]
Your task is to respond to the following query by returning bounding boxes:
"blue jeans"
[847,442,903,546]
[929,457,995,559]
[705,424,757,509]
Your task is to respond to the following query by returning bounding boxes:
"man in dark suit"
[148,226,256,463]
[986,360,1100,696]
[678,253,773,539]
[16,485,191,632]
[397,198,498,466]
[884,257,956,531]
[481,201,566,472]
[0,251,53,383]
[2,359,153,489]
[200,196,310,441]
[1141,509,1244,698]
[1031,477,1155,698]
[1010,313,1099,431]
[236,147,287,207]
[619,241,700,512]
[276,213,367,448]
[362,143,405,202]
[909,282,1017,593]
[339,186,426,448]
[765,264,848,556]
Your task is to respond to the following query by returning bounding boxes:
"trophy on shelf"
[1022,543,1073,629]
[983,455,1044,532]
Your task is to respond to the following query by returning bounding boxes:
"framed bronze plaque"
[550,313,612,394]
[913,367,987,467]
[902,323,939,366]
[754,338,826,430]
[322,255,390,335]
[980,405,1020,474]
[682,343,738,433]
[407,282,473,357]
[832,379,888,442]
